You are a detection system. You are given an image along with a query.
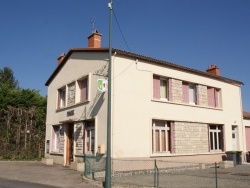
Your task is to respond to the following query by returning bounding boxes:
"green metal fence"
[84,156,250,188]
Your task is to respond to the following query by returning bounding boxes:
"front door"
[232,126,237,150]
[65,123,74,165]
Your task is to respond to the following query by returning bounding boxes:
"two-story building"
[45,30,245,166]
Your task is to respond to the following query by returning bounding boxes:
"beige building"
[45,31,245,166]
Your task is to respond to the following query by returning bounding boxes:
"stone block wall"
[75,122,84,155]
[171,79,183,103]
[197,85,207,106]
[59,125,64,153]
[174,122,209,154]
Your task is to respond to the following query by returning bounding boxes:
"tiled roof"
[243,111,250,120]
[45,48,243,86]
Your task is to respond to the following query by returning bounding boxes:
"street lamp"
[105,0,113,188]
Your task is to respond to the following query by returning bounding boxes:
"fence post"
[215,162,218,188]
[84,155,86,176]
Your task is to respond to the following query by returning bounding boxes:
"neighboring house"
[244,111,250,160]
[45,30,245,166]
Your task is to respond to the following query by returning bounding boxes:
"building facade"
[45,31,245,165]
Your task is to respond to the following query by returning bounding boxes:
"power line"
[113,9,131,52]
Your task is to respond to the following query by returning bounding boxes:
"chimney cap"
[206,64,220,76]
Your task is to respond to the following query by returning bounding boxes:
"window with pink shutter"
[153,75,160,99]
[80,78,88,102]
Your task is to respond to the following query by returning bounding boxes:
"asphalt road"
[0,161,101,188]
[0,177,58,188]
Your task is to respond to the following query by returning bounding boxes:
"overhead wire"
[113,8,131,52]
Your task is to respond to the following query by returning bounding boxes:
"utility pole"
[105,0,113,188]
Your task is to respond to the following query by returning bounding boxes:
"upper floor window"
[57,87,66,109]
[207,87,221,108]
[182,82,197,105]
[78,77,88,102]
[153,75,171,100]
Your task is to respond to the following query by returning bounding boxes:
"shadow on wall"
[88,92,105,118]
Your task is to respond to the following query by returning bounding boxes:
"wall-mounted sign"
[97,79,108,92]
[67,110,74,117]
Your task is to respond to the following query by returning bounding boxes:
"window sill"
[56,100,90,112]
[151,99,223,111]
[50,152,63,156]
[151,152,171,157]
[150,152,225,157]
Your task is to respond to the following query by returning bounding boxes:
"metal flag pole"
[105,0,112,187]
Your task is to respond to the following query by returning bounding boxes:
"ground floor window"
[209,125,224,152]
[84,121,95,154]
[152,120,171,153]
[52,125,61,152]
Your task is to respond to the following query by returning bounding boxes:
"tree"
[0,67,19,89]
[0,67,47,159]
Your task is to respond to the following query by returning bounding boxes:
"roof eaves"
[113,49,243,86]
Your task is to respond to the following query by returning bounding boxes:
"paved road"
[0,161,101,188]
[0,177,58,188]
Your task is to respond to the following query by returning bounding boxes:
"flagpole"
[105,0,112,187]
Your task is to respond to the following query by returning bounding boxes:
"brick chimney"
[206,65,220,76]
[88,29,102,48]
[57,53,65,66]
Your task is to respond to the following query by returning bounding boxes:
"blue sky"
[0,0,250,112]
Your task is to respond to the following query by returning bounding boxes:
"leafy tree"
[0,67,47,159]
[0,67,19,89]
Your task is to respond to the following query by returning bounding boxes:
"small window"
[58,87,66,109]
[182,82,197,105]
[84,121,95,154]
[153,75,170,101]
[52,125,61,152]
[78,77,88,102]
[207,87,221,107]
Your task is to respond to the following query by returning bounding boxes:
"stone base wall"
[174,122,209,154]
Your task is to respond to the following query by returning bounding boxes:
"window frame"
[209,125,224,152]
[52,125,61,153]
[152,120,171,153]
[78,76,89,103]
[153,75,171,101]
[57,87,66,109]
[84,121,95,154]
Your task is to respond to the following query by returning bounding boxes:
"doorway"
[65,123,74,165]
[232,126,238,150]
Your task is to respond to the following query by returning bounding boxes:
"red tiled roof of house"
[243,111,250,119]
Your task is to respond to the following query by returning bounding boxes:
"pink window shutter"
[153,75,160,99]
[168,79,172,101]
[207,87,215,107]
[80,79,87,101]
[182,82,189,103]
